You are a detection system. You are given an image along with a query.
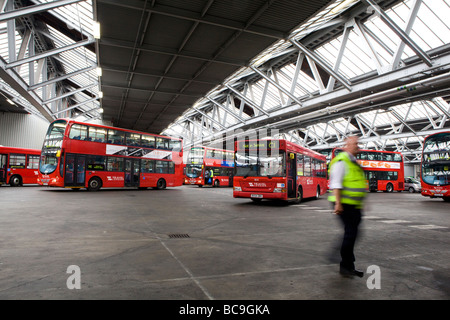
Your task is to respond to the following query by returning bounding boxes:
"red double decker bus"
[0,146,41,187]
[38,119,183,191]
[184,146,234,187]
[332,148,404,192]
[421,131,450,202]
[233,139,327,203]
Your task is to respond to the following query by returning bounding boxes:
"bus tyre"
[156,179,166,190]
[9,175,21,187]
[213,179,220,187]
[386,183,394,193]
[315,186,320,199]
[443,197,450,202]
[294,187,303,204]
[87,177,102,191]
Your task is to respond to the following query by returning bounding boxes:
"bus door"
[287,152,296,198]
[125,159,140,187]
[368,171,378,192]
[65,154,86,187]
[0,154,7,184]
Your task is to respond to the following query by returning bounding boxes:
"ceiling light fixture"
[93,22,101,39]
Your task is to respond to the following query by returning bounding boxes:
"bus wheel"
[315,186,321,199]
[87,177,102,191]
[443,197,450,202]
[386,183,394,193]
[9,175,21,187]
[294,187,303,204]
[155,179,166,190]
[198,185,203,188]
[213,179,220,187]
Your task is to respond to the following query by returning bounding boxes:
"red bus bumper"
[37,175,65,187]
[233,190,287,200]
[421,188,450,198]
[184,177,203,185]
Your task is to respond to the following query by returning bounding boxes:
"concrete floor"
[0,184,449,301]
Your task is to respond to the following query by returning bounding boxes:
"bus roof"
[332,147,402,154]
[54,118,182,141]
[0,146,41,154]
[423,130,450,141]
[235,139,326,159]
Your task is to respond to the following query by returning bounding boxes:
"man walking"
[328,136,367,278]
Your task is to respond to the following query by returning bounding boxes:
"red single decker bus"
[184,146,234,187]
[332,148,404,192]
[233,139,327,203]
[0,146,41,186]
[420,131,450,202]
[38,119,183,191]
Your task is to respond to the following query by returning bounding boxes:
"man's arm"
[329,161,345,215]
[333,188,343,215]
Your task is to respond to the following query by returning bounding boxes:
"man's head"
[344,135,360,157]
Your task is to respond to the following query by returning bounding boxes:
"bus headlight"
[234,186,242,191]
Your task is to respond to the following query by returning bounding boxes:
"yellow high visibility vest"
[328,152,367,208]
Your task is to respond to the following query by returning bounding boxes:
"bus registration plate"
[251,194,263,198]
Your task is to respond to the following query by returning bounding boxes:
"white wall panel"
[0,113,49,149]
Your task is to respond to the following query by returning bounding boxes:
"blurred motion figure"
[328,136,367,278]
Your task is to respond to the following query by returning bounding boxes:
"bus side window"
[169,140,181,151]
[297,154,304,176]
[156,138,169,150]
[69,124,88,141]
[142,160,155,173]
[108,130,125,145]
[89,126,107,143]
[303,156,311,177]
[169,162,175,174]
[142,135,155,148]
[27,155,40,169]
[126,132,141,146]
[10,154,26,168]
[107,157,124,171]
[156,161,168,173]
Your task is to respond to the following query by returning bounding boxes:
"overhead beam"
[6,38,95,69]
[0,57,53,122]
[290,39,353,91]
[0,0,86,23]
[184,51,450,148]
[363,0,432,67]
[28,65,97,91]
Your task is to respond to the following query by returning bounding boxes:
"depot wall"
[0,112,49,149]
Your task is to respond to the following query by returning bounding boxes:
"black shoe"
[339,267,364,278]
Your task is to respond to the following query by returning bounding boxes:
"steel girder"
[166,0,450,161]
[0,0,100,121]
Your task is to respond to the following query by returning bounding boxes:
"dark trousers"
[338,204,362,270]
